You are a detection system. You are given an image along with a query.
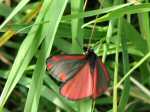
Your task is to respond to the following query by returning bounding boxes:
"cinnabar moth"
[46,48,110,100]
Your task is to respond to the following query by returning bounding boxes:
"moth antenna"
[87,0,105,49]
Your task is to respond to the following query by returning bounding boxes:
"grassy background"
[0,0,150,112]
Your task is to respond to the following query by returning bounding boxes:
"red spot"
[52,56,60,61]
[59,72,67,81]
[47,63,52,69]
[63,56,85,60]
[92,65,101,99]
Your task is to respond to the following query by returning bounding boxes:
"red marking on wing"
[51,56,61,61]
[60,63,92,100]
[92,65,101,99]
[99,60,110,81]
[59,72,67,81]
[63,55,85,60]
[50,55,86,62]
[47,63,53,70]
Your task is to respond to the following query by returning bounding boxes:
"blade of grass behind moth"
[71,0,84,53]
[24,0,68,112]
[44,75,77,112]
[138,1,150,51]
[56,22,106,40]
[41,86,75,112]
[0,3,41,47]
[118,18,131,112]
[0,0,30,30]
[102,21,113,62]
[129,85,150,104]
[0,0,50,109]
[54,38,72,53]
[98,0,113,7]
[63,3,132,20]
[101,19,146,57]
[82,3,150,27]
[24,38,48,112]
[137,4,150,85]
[122,19,147,54]
[0,69,75,112]
[130,77,150,97]
[138,12,150,50]
[117,51,150,87]
[112,1,121,112]
[113,18,122,112]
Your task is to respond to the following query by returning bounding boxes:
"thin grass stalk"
[118,18,131,112]
[113,18,122,112]
[117,51,150,87]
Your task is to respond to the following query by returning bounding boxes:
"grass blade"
[0,0,30,30]
[118,18,130,112]
[63,3,132,20]
[117,51,150,87]
[83,3,150,27]
[0,0,50,108]
[71,0,84,53]
[24,0,68,111]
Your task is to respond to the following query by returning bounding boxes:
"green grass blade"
[41,86,75,112]
[54,38,72,53]
[0,70,75,112]
[138,13,150,50]
[71,0,84,53]
[0,0,50,108]
[24,0,68,111]
[98,0,113,7]
[78,100,92,112]
[44,75,77,112]
[0,0,30,30]
[130,77,150,97]
[113,19,121,112]
[117,51,150,87]
[83,3,150,27]
[63,3,132,20]
[118,18,130,112]
[129,86,150,104]
[122,19,147,54]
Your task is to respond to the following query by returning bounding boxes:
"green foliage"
[0,0,150,112]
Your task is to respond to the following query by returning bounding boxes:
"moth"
[46,48,110,100]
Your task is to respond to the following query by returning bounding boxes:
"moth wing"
[46,55,86,82]
[60,62,93,100]
[92,59,110,99]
